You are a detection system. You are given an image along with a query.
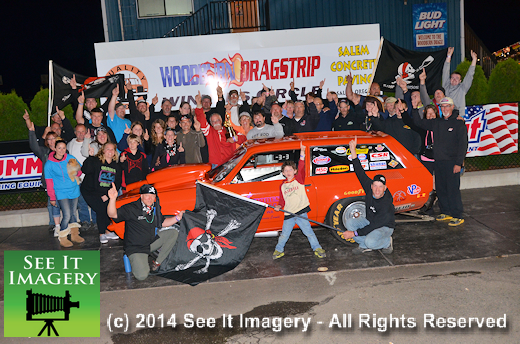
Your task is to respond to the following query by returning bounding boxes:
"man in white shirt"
[247,111,284,140]
[67,124,96,229]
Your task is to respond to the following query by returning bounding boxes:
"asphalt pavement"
[1,185,519,343]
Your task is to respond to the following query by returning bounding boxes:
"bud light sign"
[413,3,447,49]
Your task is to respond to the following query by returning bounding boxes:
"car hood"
[125,163,212,194]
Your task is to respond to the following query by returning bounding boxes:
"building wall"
[103,0,463,64]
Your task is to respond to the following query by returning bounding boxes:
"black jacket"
[369,115,421,155]
[333,108,364,131]
[293,102,320,133]
[352,158,395,236]
[413,109,468,165]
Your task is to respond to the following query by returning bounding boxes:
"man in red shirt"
[194,91,246,168]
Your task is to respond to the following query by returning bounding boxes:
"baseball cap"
[239,112,251,120]
[137,99,147,105]
[439,97,454,105]
[385,97,397,104]
[372,174,386,185]
[139,184,157,195]
[94,126,107,136]
[434,86,446,95]
[115,102,125,110]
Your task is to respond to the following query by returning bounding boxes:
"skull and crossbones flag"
[49,61,125,115]
[155,181,267,286]
[372,39,447,94]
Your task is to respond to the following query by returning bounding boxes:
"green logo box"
[4,251,100,337]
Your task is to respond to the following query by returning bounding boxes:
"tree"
[30,88,76,128]
[0,91,29,141]
[455,60,489,106]
[487,59,520,103]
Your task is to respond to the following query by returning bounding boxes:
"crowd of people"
[24,48,471,271]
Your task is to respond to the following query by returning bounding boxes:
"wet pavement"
[1,185,519,298]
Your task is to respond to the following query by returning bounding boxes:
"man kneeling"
[342,136,395,254]
[107,183,184,280]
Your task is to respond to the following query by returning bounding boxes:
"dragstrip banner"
[94,24,380,109]
[464,103,518,157]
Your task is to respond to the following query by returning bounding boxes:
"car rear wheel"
[327,197,366,245]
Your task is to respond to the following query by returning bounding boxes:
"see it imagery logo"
[4,251,100,337]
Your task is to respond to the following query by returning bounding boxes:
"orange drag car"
[109,131,433,240]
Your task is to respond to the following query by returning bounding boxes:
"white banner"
[94,24,380,109]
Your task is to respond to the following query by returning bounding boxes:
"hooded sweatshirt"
[44,152,81,201]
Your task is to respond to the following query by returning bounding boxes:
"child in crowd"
[273,142,326,259]
[120,134,149,190]
[152,127,185,171]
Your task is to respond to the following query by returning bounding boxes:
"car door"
[222,148,307,232]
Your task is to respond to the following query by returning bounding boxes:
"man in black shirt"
[413,97,468,226]
[107,183,184,280]
[341,136,395,254]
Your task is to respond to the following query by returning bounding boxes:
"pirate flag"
[156,182,267,286]
[49,61,125,114]
[372,39,447,94]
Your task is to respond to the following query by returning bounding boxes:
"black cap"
[94,126,107,136]
[372,174,386,185]
[434,86,446,95]
[139,184,157,195]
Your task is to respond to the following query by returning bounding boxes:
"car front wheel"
[327,197,366,245]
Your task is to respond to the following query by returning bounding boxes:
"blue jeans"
[77,194,91,223]
[57,198,79,231]
[346,217,393,250]
[47,197,61,225]
[275,213,322,252]
[77,193,95,223]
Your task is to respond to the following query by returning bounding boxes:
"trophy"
[223,111,236,140]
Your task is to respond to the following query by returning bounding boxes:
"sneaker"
[99,234,108,244]
[272,250,285,260]
[448,218,465,227]
[80,221,90,230]
[314,248,326,258]
[436,214,453,221]
[53,224,61,237]
[352,247,373,255]
[382,237,393,254]
[105,231,120,240]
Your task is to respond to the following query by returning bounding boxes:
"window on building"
[137,0,193,18]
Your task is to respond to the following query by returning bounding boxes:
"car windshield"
[207,146,248,182]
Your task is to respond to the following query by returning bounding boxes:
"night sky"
[1,0,518,103]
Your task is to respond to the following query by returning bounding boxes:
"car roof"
[241,130,391,152]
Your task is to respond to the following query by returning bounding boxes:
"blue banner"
[413,3,447,49]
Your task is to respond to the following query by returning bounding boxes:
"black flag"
[50,62,125,112]
[156,182,267,286]
[372,39,447,94]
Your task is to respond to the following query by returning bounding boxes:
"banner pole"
[197,181,339,233]
[367,36,385,96]
[47,60,53,127]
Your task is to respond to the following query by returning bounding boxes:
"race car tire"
[327,197,366,245]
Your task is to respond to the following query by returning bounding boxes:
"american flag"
[464,103,518,157]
